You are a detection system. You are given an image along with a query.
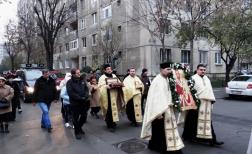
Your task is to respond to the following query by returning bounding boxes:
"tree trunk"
[44,40,54,70]
[10,57,15,71]
[27,43,31,64]
[225,57,237,84]
[190,39,194,72]
[162,38,165,62]
[48,43,54,70]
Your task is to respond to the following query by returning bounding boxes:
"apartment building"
[18,0,240,75]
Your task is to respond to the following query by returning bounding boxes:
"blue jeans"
[38,102,51,128]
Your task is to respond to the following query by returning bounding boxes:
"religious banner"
[172,69,197,111]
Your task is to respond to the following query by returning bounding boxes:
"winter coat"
[60,86,70,105]
[33,76,57,104]
[140,75,151,97]
[0,85,14,114]
[66,76,89,106]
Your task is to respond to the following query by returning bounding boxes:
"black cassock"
[148,117,183,154]
[182,109,217,143]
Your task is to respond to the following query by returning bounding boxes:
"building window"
[82,57,87,67]
[65,43,69,51]
[92,55,98,66]
[65,60,70,68]
[80,18,86,29]
[59,61,63,69]
[181,50,190,64]
[102,5,112,19]
[65,27,69,35]
[215,52,222,64]
[80,0,85,9]
[92,12,97,24]
[117,0,121,6]
[92,34,97,45]
[82,37,86,47]
[199,50,208,64]
[59,46,62,53]
[118,26,121,32]
[69,39,78,50]
[91,0,97,8]
[160,48,171,63]
[160,19,171,34]
[103,28,112,41]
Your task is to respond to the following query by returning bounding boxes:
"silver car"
[226,75,252,97]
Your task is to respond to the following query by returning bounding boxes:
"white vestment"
[141,74,184,151]
[192,74,216,139]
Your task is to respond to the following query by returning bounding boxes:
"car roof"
[238,75,252,77]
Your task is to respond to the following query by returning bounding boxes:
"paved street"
[0,88,251,154]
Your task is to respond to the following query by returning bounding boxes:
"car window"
[232,76,252,81]
[248,77,252,82]
[25,70,42,81]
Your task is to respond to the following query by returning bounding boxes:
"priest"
[182,64,224,146]
[123,67,144,126]
[141,62,184,154]
[98,64,124,132]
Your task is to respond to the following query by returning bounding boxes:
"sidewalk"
[0,102,155,154]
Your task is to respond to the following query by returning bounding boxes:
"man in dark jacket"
[140,68,150,115]
[66,68,89,140]
[33,70,57,133]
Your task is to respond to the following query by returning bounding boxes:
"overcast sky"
[0,0,18,43]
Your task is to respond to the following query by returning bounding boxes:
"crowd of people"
[0,62,224,154]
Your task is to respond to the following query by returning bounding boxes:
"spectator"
[140,68,150,114]
[66,68,90,140]
[33,70,58,133]
[0,76,14,133]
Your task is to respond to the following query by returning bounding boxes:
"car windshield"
[25,70,42,81]
[232,76,252,82]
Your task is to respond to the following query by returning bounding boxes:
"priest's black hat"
[160,62,173,69]
[103,64,111,70]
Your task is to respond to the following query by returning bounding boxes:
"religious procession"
[0,62,224,154]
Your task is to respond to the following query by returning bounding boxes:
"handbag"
[0,100,10,109]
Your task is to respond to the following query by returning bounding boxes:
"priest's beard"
[105,72,113,78]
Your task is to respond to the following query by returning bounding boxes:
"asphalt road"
[0,88,251,154]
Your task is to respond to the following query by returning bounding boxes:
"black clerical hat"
[160,62,173,69]
[103,64,111,70]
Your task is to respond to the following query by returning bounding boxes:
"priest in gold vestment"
[98,64,124,132]
[123,68,144,126]
[182,64,224,146]
[141,62,184,154]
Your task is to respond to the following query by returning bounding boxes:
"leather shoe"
[75,133,82,140]
[210,140,224,146]
[47,127,53,133]
[80,129,85,135]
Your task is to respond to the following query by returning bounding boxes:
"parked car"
[225,75,252,97]
[16,69,43,103]
[235,69,252,76]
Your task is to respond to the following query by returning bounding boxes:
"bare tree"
[130,0,173,61]
[173,0,228,71]
[4,20,21,71]
[95,22,123,69]
[18,10,36,64]
[34,0,70,70]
